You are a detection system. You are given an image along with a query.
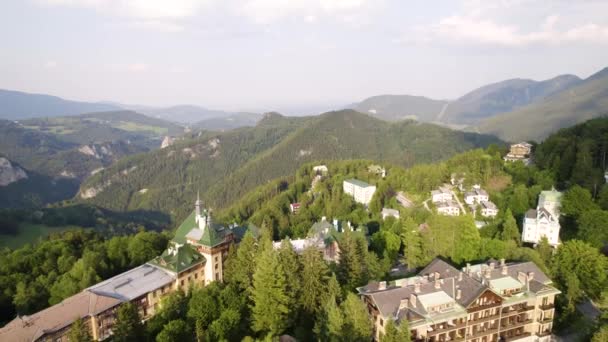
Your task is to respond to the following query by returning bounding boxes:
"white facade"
[436,201,460,216]
[480,201,498,218]
[313,165,328,174]
[343,179,376,205]
[431,189,452,203]
[522,189,562,246]
[381,208,400,220]
[465,188,489,205]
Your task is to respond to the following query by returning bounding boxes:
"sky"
[2,0,608,113]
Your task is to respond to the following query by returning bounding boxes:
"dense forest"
[1,118,608,341]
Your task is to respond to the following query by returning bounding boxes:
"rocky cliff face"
[0,157,28,186]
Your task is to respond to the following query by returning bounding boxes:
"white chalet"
[480,201,498,218]
[464,188,489,205]
[381,208,400,220]
[436,200,460,216]
[431,187,452,203]
[344,179,376,205]
[522,189,562,246]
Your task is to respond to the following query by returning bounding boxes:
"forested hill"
[77,110,502,221]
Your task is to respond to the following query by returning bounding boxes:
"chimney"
[399,298,409,310]
[466,263,471,275]
[434,272,441,281]
[500,258,506,267]
[485,268,491,279]
[321,216,327,222]
[333,219,339,230]
[517,272,527,285]
[414,282,421,293]
[527,272,534,281]
[378,281,386,291]
[456,289,462,300]
[489,262,496,270]
[501,265,508,275]
[409,293,417,308]
[435,278,441,289]
[458,272,463,281]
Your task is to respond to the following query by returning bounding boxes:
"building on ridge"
[358,258,560,342]
[343,179,377,205]
[504,142,533,165]
[522,188,562,246]
[381,208,400,220]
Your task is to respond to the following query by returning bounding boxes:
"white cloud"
[127,63,149,72]
[402,1,608,47]
[128,20,185,33]
[238,0,371,24]
[44,61,58,68]
[37,0,210,18]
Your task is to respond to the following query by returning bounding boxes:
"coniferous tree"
[113,302,144,342]
[500,209,521,246]
[250,243,290,336]
[536,236,553,267]
[224,231,258,292]
[381,318,411,342]
[278,239,301,326]
[300,246,330,315]
[341,293,373,342]
[67,317,93,342]
[401,217,423,268]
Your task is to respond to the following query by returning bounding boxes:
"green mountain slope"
[78,110,501,221]
[0,89,121,119]
[474,67,608,141]
[77,113,311,219]
[444,75,581,124]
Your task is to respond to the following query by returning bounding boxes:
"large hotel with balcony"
[358,258,560,342]
[0,198,252,342]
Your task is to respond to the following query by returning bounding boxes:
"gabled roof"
[148,243,206,274]
[173,210,233,247]
[173,211,197,244]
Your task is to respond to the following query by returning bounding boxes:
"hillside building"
[480,201,499,218]
[504,142,533,165]
[436,200,460,216]
[0,197,250,342]
[522,189,563,246]
[359,258,560,342]
[289,203,300,213]
[312,164,328,175]
[275,217,367,262]
[381,208,400,220]
[431,187,453,203]
[465,188,489,205]
[396,191,414,208]
[344,179,377,205]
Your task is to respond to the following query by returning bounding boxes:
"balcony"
[469,326,499,339]
[503,332,532,341]
[501,305,534,316]
[427,321,467,337]
[468,302,502,313]
[500,319,533,329]
[539,303,554,310]
[470,312,501,324]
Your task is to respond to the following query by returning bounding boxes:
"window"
[180,280,184,286]
[215,272,219,279]
[215,263,218,270]
[194,273,198,279]
[380,318,384,326]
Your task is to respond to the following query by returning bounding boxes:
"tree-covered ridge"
[79,110,501,222]
[76,114,311,220]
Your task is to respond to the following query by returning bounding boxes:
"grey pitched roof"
[88,263,175,301]
[525,209,537,219]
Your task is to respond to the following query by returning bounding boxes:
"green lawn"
[115,121,168,134]
[0,223,81,249]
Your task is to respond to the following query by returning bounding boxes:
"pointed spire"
[195,191,201,220]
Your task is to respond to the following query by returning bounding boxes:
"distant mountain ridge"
[122,103,261,127]
[0,89,122,119]
[474,67,608,141]
[352,73,584,126]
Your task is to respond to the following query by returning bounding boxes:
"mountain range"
[350,65,608,141]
